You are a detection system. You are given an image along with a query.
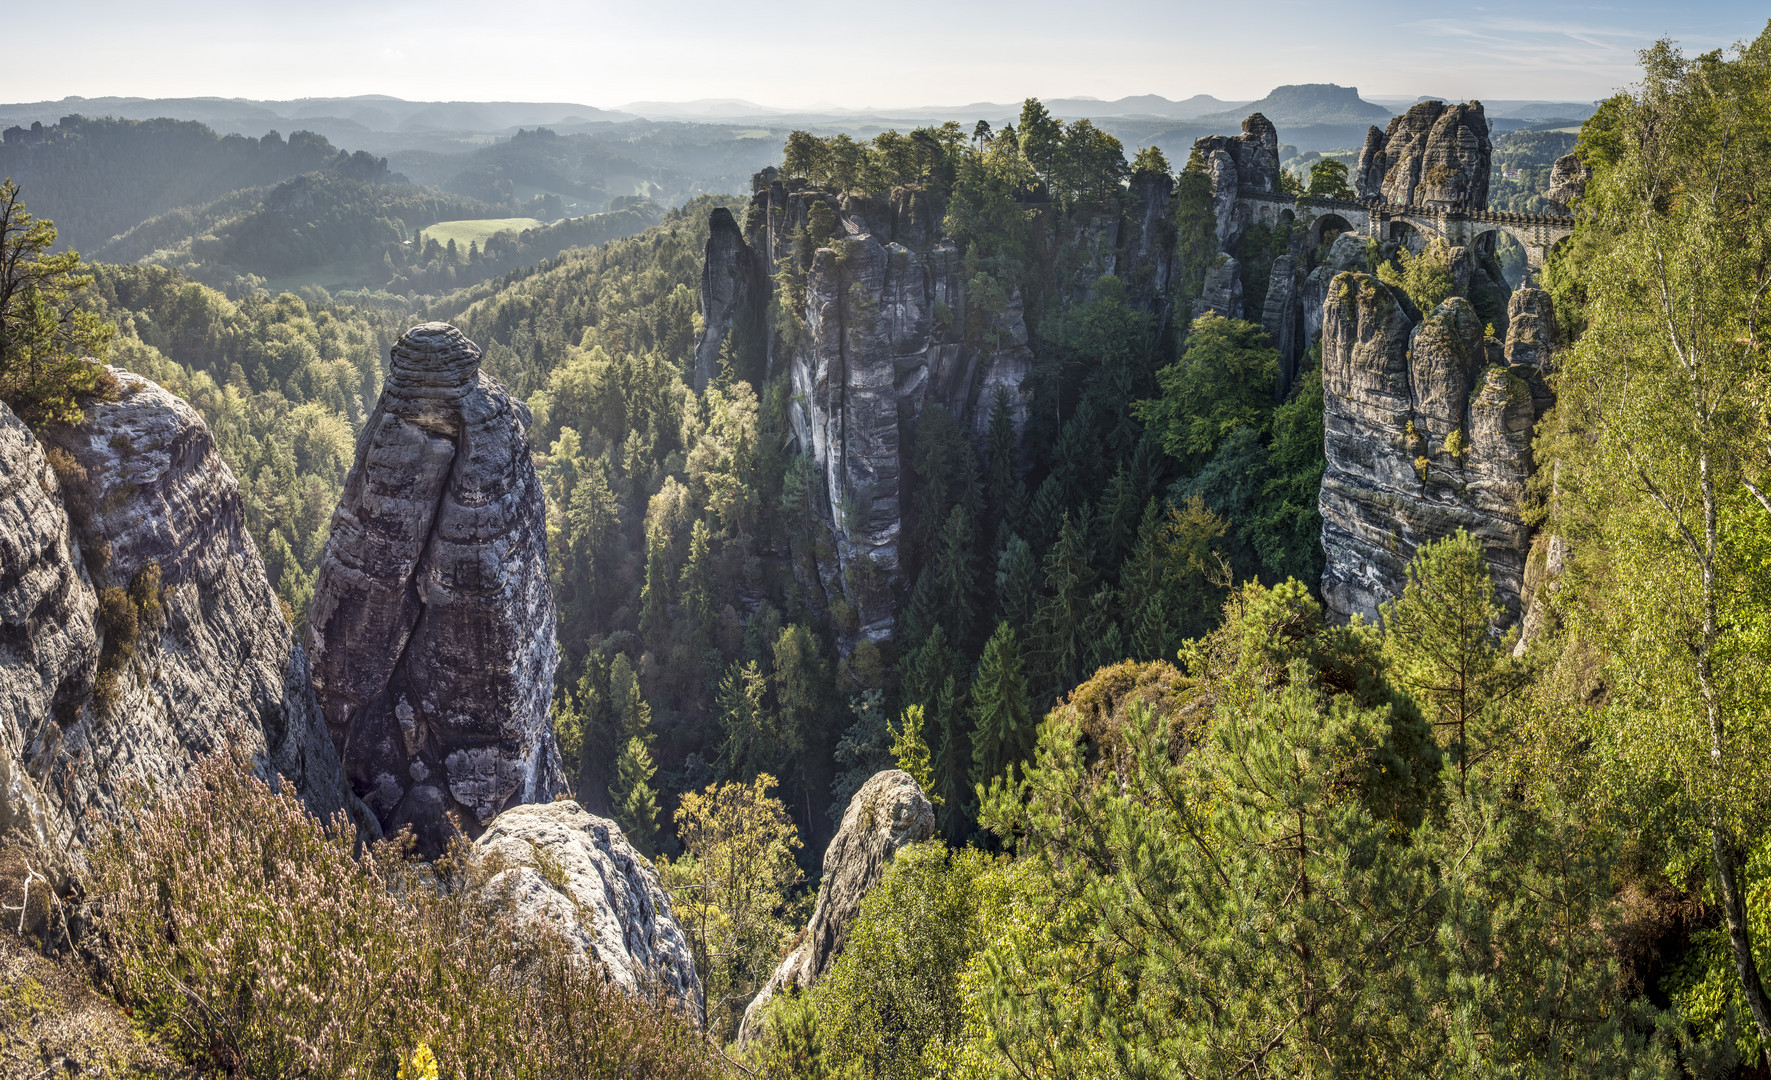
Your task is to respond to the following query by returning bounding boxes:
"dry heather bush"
[85,754,724,1080]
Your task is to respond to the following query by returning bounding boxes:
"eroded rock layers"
[1354,100,1492,209]
[1,371,357,876]
[307,323,564,851]
[1319,275,1554,623]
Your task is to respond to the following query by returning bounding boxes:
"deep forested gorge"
[3,22,1771,1080]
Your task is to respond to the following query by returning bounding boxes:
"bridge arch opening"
[1309,213,1353,267]
[1389,220,1427,255]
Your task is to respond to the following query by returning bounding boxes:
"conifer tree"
[930,673,972,838]
[1033,513,1097,700]
[1379,529,1523,787]
[717,659,773,779]
[611,736,661,854]
[969,621,1034,791]
[931,504,979,652]
[678,519,715,654]
[994,534,1039,635]
[903,623,954,712]
[983,388,1024,543]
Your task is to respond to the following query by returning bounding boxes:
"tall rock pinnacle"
[306,322,564,852]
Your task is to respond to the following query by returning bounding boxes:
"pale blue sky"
[7,1,1765,108]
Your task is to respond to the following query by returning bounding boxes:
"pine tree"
[994,534,1039,635]
[903,623,954,711]
[931,504,979,652]
[679,519,715,655]
[1379,529,1523,788]
[717,659,773,779]
[610,735,661,855]
[1122,499,1173,661]
[1033,513,1097,701]
[930,673,973,838]
[969,621,1034,792]
[888,705,940,805]
[983,388,1024,543]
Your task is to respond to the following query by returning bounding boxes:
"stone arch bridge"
[1238,189,1575,271]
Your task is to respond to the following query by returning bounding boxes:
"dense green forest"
[8,24,1771,1079]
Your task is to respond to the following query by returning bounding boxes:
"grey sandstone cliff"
[738,174,1031,641]
[306,323,564,853]
[476,799,702,1021]
[693,206,766,392]
[736,769,935,1045]
[1,371,359,881]
[1319,275,1549,624]
[1355,100,1492,208]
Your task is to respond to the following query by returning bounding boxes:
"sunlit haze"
[7,0,1765,108]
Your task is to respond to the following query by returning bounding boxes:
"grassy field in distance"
[418,217,547,247]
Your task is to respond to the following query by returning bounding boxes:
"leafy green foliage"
[0,181,117,425]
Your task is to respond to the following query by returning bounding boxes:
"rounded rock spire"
[389,321,481,395]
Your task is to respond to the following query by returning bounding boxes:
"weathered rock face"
[1261,255,1302,395]
[1354,125,1388,199]
[1193,113,1282,199]
[1199,254,1244,319]
[1121,172,1177,306]
[693,206,766,391]
[1,372,360,875]
[1193,114,1283,257]
[1319,276,1547,624]
[306,323,564,852]
[738,174,1030,641]
[1301,232,1371,356]
[1503,286,1558,370]
[1546,153,1589,211]
[736,769,934,1045]
[476,800,701,1021]
[1358,101,1491,209]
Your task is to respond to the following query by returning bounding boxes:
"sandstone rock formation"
[1319,275,1547,624]
[693,206,765,391]
[1261,254,1302,394]
[1546,153,1589,211]
[1199,255,1244,319]
[736,172,1036,641]
[476,799,701,1020]
[1192,113,1282,198]
[1,371,360,877]
[1356,101,1492,209]
[306,323,564,853]
[736,769,935,1044]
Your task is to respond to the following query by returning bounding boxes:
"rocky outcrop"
[1546,154,1589,211]
[1121,172,1177,306]
[476,800,701,1020]
[1192,113,1282,198]
[736,769,934,1045]
[1192,114,1282,258]
[738,172,1033,641]
[1503,286,1558,370]
[1357,101,1491,209]
[1,371,360,879]
[693,206,766,391]
[1199,254,1243,319]
[1354,125,1388,199]
[1261,255,1302,395]
[306,323,564,853]
[1301,232,1370,356]
[1319,275,1549,624]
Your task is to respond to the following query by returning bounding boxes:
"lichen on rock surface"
[736,768,934,1045]
[306,322,564,853]
[475,799,702,1022]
